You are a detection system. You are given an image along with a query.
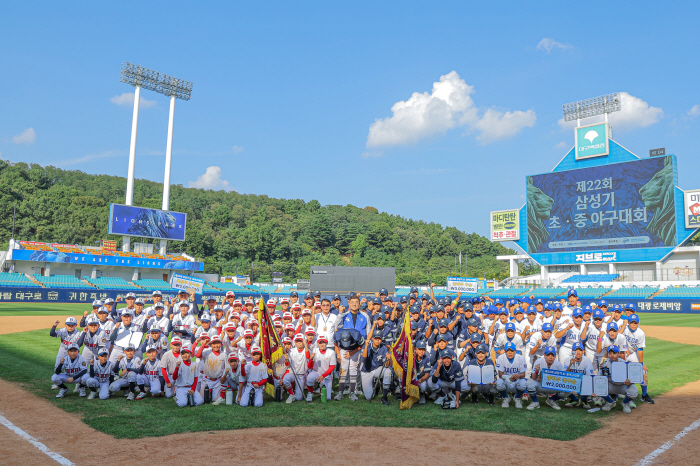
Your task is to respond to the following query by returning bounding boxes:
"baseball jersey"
[562,304,577,319]
[199,348,227,379]
[160,350,182,377]
[173,360,200,388]
[98,319,116,341]
[522,317,542,337]
[171,313,197,334]
[220,332,241,356]
[583,324,605,356]
[526,332,558,358]
[512,318,528,334]
[132,311,149,329]
[242,360,268,385]
[286,347,312,374]
[141,334,169,356]
[224,364,243,387]
[496,354,527,377]
[139,359,162,382]
[430,360,464,383]
[195,325,218,340]
[363,345,388,372]
[562,356,594,376]
[557,322,587,349]
[56,355,88,377]
[312,348,336,377]
[495,333,525,353]
[601,334,628,354]
[237,340,255,363]
[118,356,142,374]
[315,312,338,345]
[531,356,565,375]
[83,329,107,355]
[90,360,116,383]
[623,327,646,354]
[147,315,171,335]
[52,327,83,351]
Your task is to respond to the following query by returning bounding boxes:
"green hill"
[0,160,515,284]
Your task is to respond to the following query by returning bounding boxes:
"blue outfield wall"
[0,287,269,305]
[534,297,700,313]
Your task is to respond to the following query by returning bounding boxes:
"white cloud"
[536,38,574,53]
[366,71,535,148]
[110,92,157,109]
[12,127,36,145]
[688,105,700,117]
[232,145,244,154]
[472,108,536,143]
[557,92,663,131]
[188,166,231,191]
[554,141,568,149]
[55,150,122,166]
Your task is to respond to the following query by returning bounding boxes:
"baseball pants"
[51,373,88,387]
[144,377,163,395]
[360,366,392,400]
[496,378,527,397]
[585,349,604,374]
[307,370,333,400]
[338,349,361,378]
[108,346,126,364]
[164,372,176,398]
[175,387,204,407]
[427,379,463,393]
[282,372,307,400]
[470,383,497,395]
[109,372,145,393]
[240,383,264,407]
[558,346,573,364]
[82,348,99,365]
[526,379,565,398]
[608,383,638,399]
[200,376,223,401]
[86,378,111,399]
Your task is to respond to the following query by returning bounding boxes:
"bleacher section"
[34,274,90,289]
[654,285,700,298]
[606,285,659,299]
[133,279,180,294]
[276,285,297,294]
[0,272,41,288]
[572,286,612,299]
[562,274,620,283]
[529,287,568,298]
[255,284,278,293]
[486,287,530,298]
[208,282,256,295]
[84,276,140,291]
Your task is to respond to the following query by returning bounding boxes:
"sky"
[2,2,700,251]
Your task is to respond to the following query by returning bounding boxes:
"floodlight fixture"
[120,62,193,100]
[562,93,621,125]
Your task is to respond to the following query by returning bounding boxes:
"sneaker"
[545,397,561,410]
[487,394,495,405]
[527,401,540,410]
[501,397,510,408]
[343,386,350,395]
[380,396,390,405]
[348,393,358,402]
[51,384,58,390]
[355,388,363,396]
[135,392,147,400]
[419,394,426,404]
[79,387,86,397]
[623,402,632,413]
[565,400,580,408]
[286,394,295,404]
[601,401,616,412]
[642,394,655,404]
[87,391,97,400]
[126,392,135,401]
[581,401,592,409]
[515,398,523,409]
[629,401,636,409]
[434,396,445,405]
[471,394,479,405]
[73,385,80,393]
[521,392,529,401]
[334,392,343,401]
[56,388,69,398]
[123,391,130,397]
[594,396,604,406]
[305,392,313,402]
[211,397,225,405]
[428,392,438,400]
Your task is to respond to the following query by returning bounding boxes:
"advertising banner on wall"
[10,249,203,271]
[684,189,700,229]
[490,209,520,242]
[526,155,677,255]
[108,203,187,241]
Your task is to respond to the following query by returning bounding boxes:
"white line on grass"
[0,413,74,465]
[634,417,700,466]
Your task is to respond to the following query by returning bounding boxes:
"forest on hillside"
[0,159,522,284]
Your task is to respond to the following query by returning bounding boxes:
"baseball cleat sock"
[129,382,136,393]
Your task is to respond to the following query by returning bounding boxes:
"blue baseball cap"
[489,305,499,315]
[572,309,583,318]
[607,322,619,332]
[554,303,562,310]
[499,308,508,315]
[494,298,503,305]
[628,314,640,324]
[415,340,427,349]
[410,306,420,314]
[519,296,532,305]
[598,299,608,307]
[572,342,584,352]
[527,305,537,314]
[625,303,636,312]
[504,342,516,352]
[542,323,553,332]
[593,309,605,319]
[439,348,455,359]
[438,318,449,328]
[567,289,578,297]
[476,343,489,354]
[437,334,449,342]
[608,345,620,353]
[544,303,551,310]
[505,322,516,331]
[544,346,557,356]
[583,305,592,314]
[535,298,544,305]
[472,297,480,304]
[470,333,484,343]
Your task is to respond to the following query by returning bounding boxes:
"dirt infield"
[0,315,82,335]
[0,378,699,465]
[644,326,700,346]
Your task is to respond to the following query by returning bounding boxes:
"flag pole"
[259,297,304,394]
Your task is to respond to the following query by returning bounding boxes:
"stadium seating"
[654,285,700,298]
[571,286,612,299]
[562,274,620,283]
[254,284,278,293]
[0,272,41,288]
[486,287,531,298]
[606,285,659,299]
[529,287,568,298]
[276,285,297,294]
[34,274,90,288]
[84,276,140,291]
[207,282,255,294]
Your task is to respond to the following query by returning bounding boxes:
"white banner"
[446,277,478,294]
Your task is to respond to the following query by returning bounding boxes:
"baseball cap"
[282,312,293,319]
[97,347,109,356]
[65,316,77,325]
[607,322,619,332]
[125,344,136,351]
[598,299,608,307]
[301,308,312,316]
[625,303,636,311]
[471,297,480,304]
[200,313,211,322]
[439,349,455,359]
[180,345,192,354]
[151,290,162,296]
[332,294,341,300]
[572,309,583,318]
[171,336,182,345]
[266,299,276,307]
[125,292,136,299]
[86,315,99,325]
[499,308,508,315]
[470,333,484,343]
[97,306,109,314]
[66,343,80,351]
[572,342,584,352]
[436,334,449,342]
[372,329,383,339]
[415,340,427,350]
[305,327,316,335]
[313,301,322,308]
[527,306,537,314]
[317,335,328,343]
[210,335,221,343]
[92,299,103,307]
[291,303,301,310]
[251,346,262,355]
[438,318,449,328]
[534,298,544,305]
[245,299,254,305]
[155,302,165,309]
[544,346,557,356]
[505,323,515,331]
[542,322,553,332]
[149,326,161,333]
[145,345,157,352]
[103,298,115,305]
[284,323,295,331]
[519,297,532,305]
[281,336,292,344]
[178,300,189,307]
[274,320,283,327]
[135,298,145,305]
[593,309,605,319]
[494,298,503,305]
[475,343,488,354]
[504,342,516,352]
[583,305,592,314]
[223,323,236,331]
[228,354,239,362]
[608,345,620,353]
[628,314,640,324]
[290,291,298,297]
[567,289,578,297]
[121,309,133,317]
[233,299,242,306]
[244,329,254,337]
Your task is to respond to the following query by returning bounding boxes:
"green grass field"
[0,325,698,440]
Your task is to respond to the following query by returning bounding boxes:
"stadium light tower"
[562,92,621,127]
[120,62,193,254]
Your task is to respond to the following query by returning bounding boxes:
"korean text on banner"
[170,273,204,294]
[541,369,583,392]
[446,277,478,294]
[490,209,520,242]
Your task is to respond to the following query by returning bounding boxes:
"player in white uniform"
[146,302,171,336]
[282,334,312,403]
[495,323,525,355]
[109,344,144,401]
[561,289,579,319]
[137,345,163,398]
[220,323,243,357]
[172,345,204,407]
[236,329,256,364]
[583,309,606,372]
[160,337,183,399]
[599,345,638,413]
[140,326,169,358]
[108,310,142,364]
[597,322,628,356]
[624,314,654,404]
[526,346,565,410]
[306,335,336,402]
[495,342,527,408]
[52,343,89,398]
[132,298,149,329]
[526,322,556,377]
[82,315,107,365]
[196,335,228,404]
[240,346,268,407]
[50,317,84,371]
[554,308,589,363]
[562,342,595,408]
[171,301,197,342]
[521,306,542,344]
[194,314,218,340]
[220,353,243,404]
[96,307,116,349]
[86,347,115,400]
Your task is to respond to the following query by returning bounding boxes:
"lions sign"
[109,204,187,241]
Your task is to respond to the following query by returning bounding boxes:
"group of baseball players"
[49,285,653,412]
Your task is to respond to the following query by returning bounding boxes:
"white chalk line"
[634,417,700,466]
[0,413,74,465]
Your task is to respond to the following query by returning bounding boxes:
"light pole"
[120,62,193,254]
[562,93,621,127]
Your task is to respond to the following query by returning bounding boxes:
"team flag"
[390,308,420,409]
[256,298,283,397]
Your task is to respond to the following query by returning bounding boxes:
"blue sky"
[2,2,699,248]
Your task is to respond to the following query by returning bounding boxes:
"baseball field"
[1,304,699,465]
